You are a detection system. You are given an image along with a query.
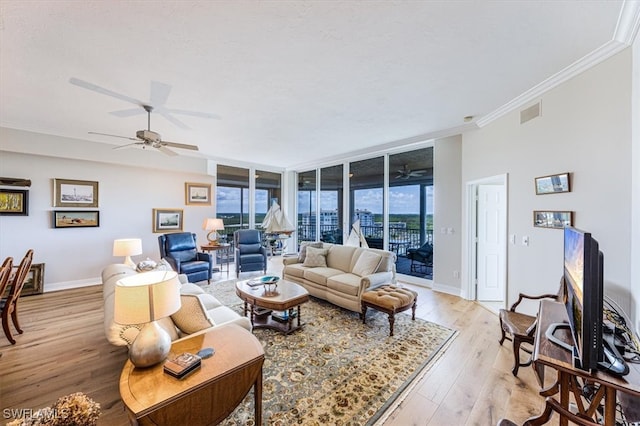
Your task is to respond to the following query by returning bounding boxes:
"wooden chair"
[0,257,13,298]
[498,280,563,376]
[497,397,600,426]
[1,249,33,344]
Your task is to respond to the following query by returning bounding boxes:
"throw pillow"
[303,246,328,267]
[171,294,214,335]
[298,242,323,263]
[352,250,383,277]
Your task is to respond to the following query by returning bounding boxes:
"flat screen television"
[562,226,604,371]
[546,226,603,371]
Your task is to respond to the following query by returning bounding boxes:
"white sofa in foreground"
[102,262,251,347]
[282,243,396,313]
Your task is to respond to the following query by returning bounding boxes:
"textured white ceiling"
[0,1,634,169]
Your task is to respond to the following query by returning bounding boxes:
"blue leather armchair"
[158,232,212,283]
[234,229,267,276]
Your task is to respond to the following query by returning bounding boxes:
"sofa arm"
[283,256,300,266]
[361,271,394,290]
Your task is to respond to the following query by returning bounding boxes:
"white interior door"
[476,184,506,301]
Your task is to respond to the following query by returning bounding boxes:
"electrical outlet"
[453,270,459,279]
[522,236,529,246]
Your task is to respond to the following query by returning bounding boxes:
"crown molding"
[477,1,640,129]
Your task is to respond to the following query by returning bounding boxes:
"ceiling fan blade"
[157,145,179,156]
[162,141,199,151]
[158,111,189,129]
[88,131,139,141]
[113,142,142,150]
[110,108,146,118]
[165,109,221,120]
[150,81,172,106]
[70,78,143,106]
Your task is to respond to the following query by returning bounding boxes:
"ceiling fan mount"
[396,165,426,179]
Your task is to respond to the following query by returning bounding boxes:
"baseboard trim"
[432,282,463,297]
[44,277,100,293]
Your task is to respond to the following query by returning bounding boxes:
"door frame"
[464,173,508,303]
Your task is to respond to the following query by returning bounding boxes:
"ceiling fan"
[396,165,427,179]
[89,105,199,156]
[69,77,220,129]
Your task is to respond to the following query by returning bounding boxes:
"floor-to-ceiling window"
[388,148,433,279]
[255,170,282,229]
[349,157,384,247]
[320,164,343,244]
[297,170,317,244]
[216,165,250,241]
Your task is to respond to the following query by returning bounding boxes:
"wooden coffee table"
[236,278,310,334]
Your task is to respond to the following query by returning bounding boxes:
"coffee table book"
[163,352,202,379]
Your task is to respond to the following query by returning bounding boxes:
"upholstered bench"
[361,285,417,336]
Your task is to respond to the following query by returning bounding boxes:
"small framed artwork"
[53,210,100,228]
[185,182,212,205]
[53,178,99,207]
[0,189,29,216]
[153,208,184,233]
[3,263,45,298]
[535,172,570,195]
[534,210,573,229]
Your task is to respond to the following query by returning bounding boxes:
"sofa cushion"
[304,267,343,285]
[327,273,362,297]
[326,245,357,272]
[298,241,324,263]
[352,250,382,277]
[171,294,214,335]
[284,263,307,279]
[303,247,328,267]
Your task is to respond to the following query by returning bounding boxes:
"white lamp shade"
[114,270,181,325]
[113,238,143,256]
[202,218,224,231]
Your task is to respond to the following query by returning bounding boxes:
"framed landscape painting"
[153,208,184,233]
[0,189,29,216]
[53,178,99,207]
[185,182,212,206]
[533,210,573,229]
[53,210,100,228]
[534,172,570,195]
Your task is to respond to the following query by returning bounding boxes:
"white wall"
[0,149,216,290]
[432,134,462,295]
[462,49,633,317]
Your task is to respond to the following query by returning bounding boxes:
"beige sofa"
[282,243,396,313]
[102,262,251,347]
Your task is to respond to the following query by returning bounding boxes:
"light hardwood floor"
[0,260,546,426]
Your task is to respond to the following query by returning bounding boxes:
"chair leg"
[11,304,23,334]
[499,317,507,345]
[512,337,522,376]
[361,305,368,323]
[2,309,16,345]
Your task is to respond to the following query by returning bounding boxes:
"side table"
[119,323,264,425]
[201,243,231,278]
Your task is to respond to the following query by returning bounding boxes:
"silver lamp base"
[129,321,172,368]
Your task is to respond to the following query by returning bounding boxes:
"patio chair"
[406,242,433,272]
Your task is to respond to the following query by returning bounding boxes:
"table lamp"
[202,218,224,245]
[113,238,143,269]
[114,270,181,368]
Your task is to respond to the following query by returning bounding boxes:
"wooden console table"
[120,323,264,425]
[201,243,231,278]
[529,300,640,426]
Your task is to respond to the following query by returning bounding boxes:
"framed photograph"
[153,208,184,233]
[185,182,212,205]
[2,263,45,298]
[53,210,100,228]
[534,210,573,229]
[53,178,99,207]
[535,172,570,195]
[0,189,29,216]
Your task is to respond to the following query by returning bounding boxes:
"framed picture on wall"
[153,208,184,233]
[2,263,45,297]
[533,210,573,229]
[534,172,570,195]
[53,178,99,207]
[0,189,29,216]
[53,210,100,228]
[185,182,212,205]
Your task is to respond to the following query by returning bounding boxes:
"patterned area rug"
[199,278,457,425]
